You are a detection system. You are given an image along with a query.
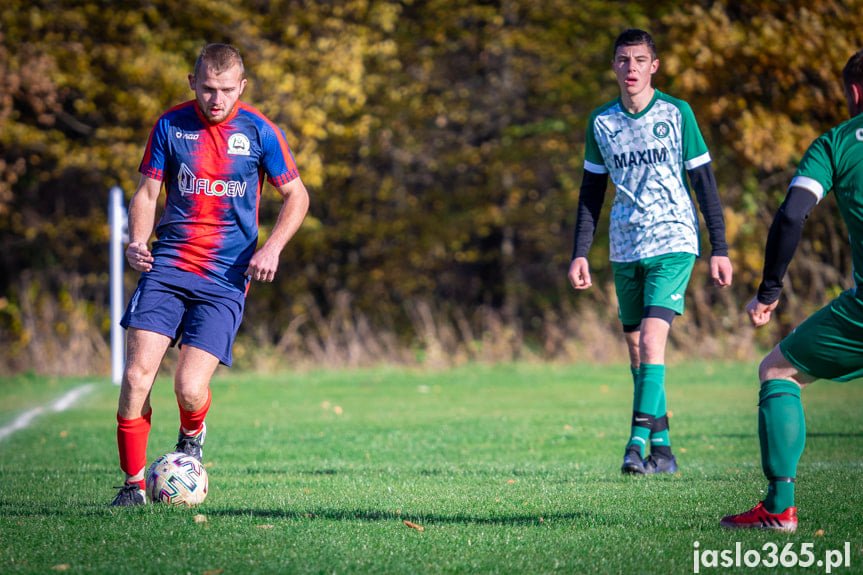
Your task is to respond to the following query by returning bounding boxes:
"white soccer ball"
[145,452,208,506]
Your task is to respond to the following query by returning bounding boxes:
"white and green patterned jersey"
[584,90,711,262]
[790,112,863,289]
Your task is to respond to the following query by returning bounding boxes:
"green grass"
[1,362,862,574]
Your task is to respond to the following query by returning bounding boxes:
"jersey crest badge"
[653,122,670,139]
[227,133,251,156]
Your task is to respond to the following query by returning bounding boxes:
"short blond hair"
[194,43,245,79]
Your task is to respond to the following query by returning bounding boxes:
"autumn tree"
[2,0,860,373]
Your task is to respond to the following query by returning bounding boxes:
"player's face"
[189,63,247,124]
[613,43,658,99]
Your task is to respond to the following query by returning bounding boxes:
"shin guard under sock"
[650,386,671,450]
[179,388,211,436]
[627,364,665,456]
[758,379,805,514]
[117,410,152,486]
[631,365,670,450]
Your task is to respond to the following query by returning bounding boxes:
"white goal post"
[109,186,128,385]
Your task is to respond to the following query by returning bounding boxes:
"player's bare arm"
[245,177,310,283]
[125,175,161,273]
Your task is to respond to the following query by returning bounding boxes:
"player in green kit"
[721,49,863,533]
[568,29,733,475]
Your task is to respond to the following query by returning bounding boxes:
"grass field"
[1,361,862,574]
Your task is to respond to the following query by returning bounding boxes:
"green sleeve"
[794,134,834,199]
[583,111,606,171]
[678,100,709,165]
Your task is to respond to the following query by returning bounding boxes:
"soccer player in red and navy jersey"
[110,43,309,506]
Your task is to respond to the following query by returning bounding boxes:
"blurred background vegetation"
[1,0,861,375]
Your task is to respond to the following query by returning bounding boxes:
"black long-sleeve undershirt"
[571,171,608,260]
[756,186,819,305]
[688,163,728,257]
[570,163,729,260]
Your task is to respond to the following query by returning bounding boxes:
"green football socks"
[758,379,805,514]
[627,363,665,457]
[650,385,671,451]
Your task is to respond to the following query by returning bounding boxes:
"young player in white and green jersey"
[583,89,716,262]
[721,48,863,533]
[568,29,733,476]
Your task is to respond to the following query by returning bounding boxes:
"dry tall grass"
[0,276,777,377]
[0,272,112,376]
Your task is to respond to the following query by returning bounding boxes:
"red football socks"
[117,409,152,484]
[179,388,211,436]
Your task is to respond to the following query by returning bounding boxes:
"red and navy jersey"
[139,100,300,293]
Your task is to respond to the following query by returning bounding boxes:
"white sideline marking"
[0,383,96,443]
[50,383,95,412]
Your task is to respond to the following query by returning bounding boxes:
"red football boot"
[720,502,797,533]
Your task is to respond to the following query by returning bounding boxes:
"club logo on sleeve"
[227,133,251,156]
[653,122,670,139]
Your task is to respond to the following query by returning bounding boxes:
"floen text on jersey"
[178,163,248,198]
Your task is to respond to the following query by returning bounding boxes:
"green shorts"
[780,288,863,382]
[612,253,696,326]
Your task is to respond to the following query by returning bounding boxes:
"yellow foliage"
[734,107,820,172]
[3,0,863,372]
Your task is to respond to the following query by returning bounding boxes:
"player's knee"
[757,358,772,382]
[758,349,810,389]
[758,346,786,381]
[123,364,157,395]
[174,378,208,408]
[625,342,640,365]
[638,331,665,358]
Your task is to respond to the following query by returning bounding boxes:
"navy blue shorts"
[121,270,245,366]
